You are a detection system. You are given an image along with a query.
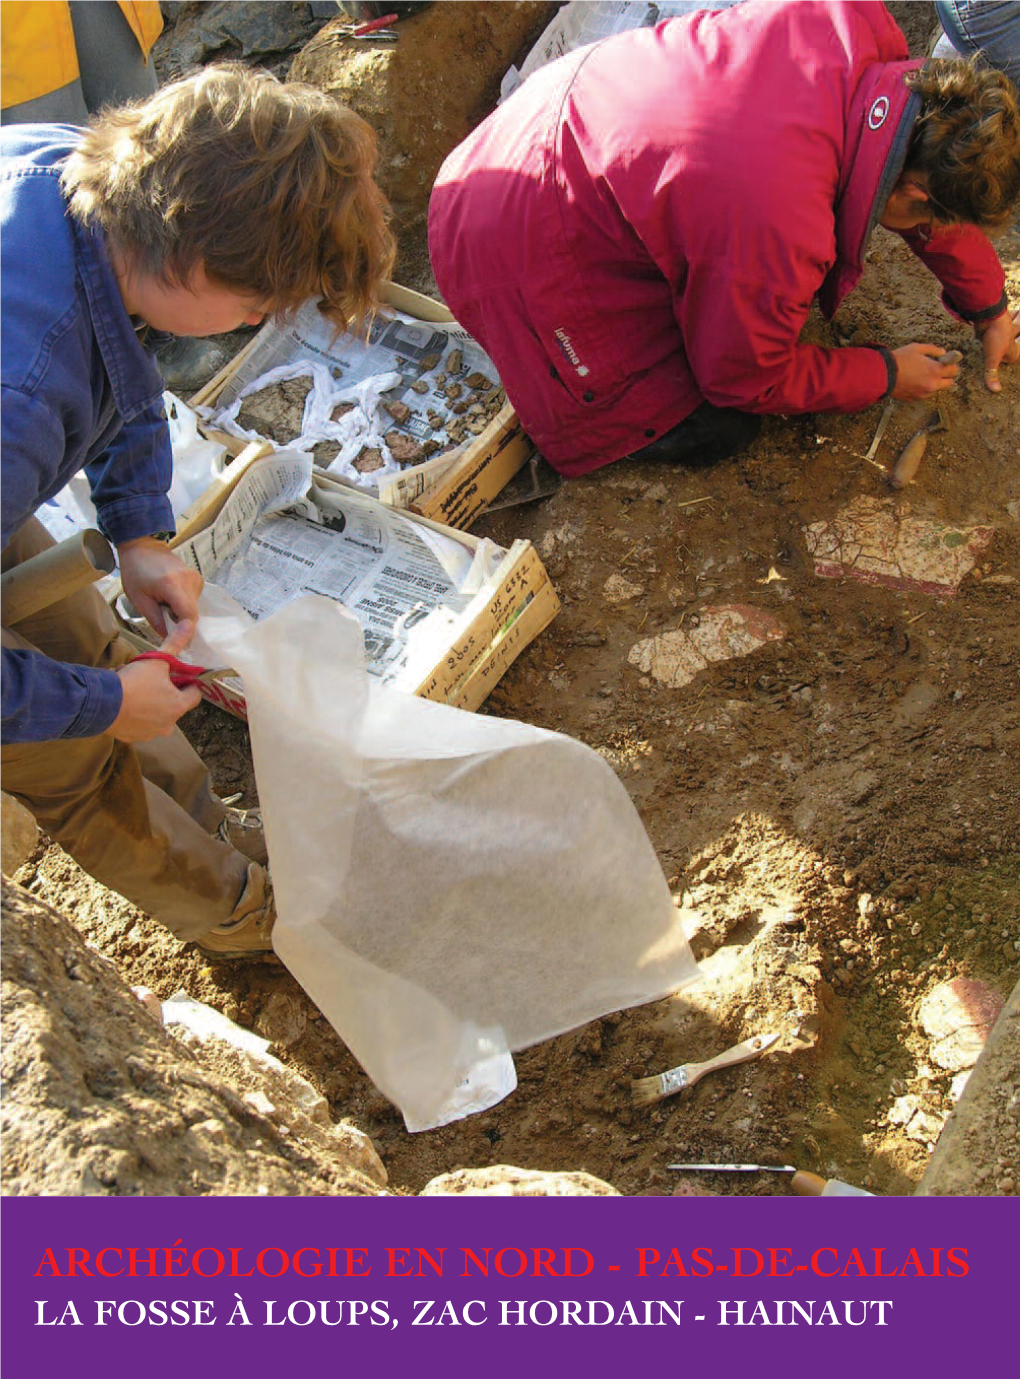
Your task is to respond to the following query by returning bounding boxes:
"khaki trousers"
[1,519,248,939]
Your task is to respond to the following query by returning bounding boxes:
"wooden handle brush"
[631,1032,780,1107]
[889,400,949,490]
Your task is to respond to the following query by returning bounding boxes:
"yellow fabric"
[0,2,79,107]
[117,0,163,56]
[0,2,163,110]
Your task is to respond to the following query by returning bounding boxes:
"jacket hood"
[820,59,922,317]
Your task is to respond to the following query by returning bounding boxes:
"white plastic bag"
[164,392,227,515]
[194,588,699,1129]
[36,475,98,542]
[39,394,225,543]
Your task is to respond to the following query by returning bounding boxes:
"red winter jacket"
[428,1,1007,476]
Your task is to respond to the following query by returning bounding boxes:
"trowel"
[484,452,563,510]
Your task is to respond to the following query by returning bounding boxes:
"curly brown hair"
[61,62,396,331]
[905,58,1020,231]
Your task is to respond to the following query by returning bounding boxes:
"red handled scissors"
[130,650,238,689]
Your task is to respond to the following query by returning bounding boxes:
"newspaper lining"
[170,452,506,692]
[202,299,504,508]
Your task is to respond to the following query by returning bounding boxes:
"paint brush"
[631,1032,780,1107]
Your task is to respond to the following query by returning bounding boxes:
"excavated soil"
[10,2,1019,1197]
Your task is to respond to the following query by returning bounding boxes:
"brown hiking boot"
[194,864,276,961]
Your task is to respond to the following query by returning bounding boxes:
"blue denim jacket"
[1,125,175,742]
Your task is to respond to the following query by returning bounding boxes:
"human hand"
[107,622,202,743]
[890,344,960,400]
[117,537,203,638]
[975,310,1020,393]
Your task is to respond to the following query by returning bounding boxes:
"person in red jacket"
[428,0,1020,478]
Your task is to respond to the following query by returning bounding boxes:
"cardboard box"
[111,446,560,717]
[189,282,533,531]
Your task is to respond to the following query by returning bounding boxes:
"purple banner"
[2,1195,1015,1375]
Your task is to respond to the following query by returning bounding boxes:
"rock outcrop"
[1,876,385,1196]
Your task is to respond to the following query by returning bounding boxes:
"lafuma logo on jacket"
[868,96,890,130]
[554,327,590,377]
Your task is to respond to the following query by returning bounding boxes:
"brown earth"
[8,3,1019,1198]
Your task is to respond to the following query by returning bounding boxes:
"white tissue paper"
[191,587,699,1130]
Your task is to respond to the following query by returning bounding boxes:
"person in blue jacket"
[1,63,395,957]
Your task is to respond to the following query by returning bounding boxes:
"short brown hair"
[905,58,1020,231]
[61,62,396,330]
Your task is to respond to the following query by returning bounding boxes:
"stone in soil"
[918,977,1005,1072]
